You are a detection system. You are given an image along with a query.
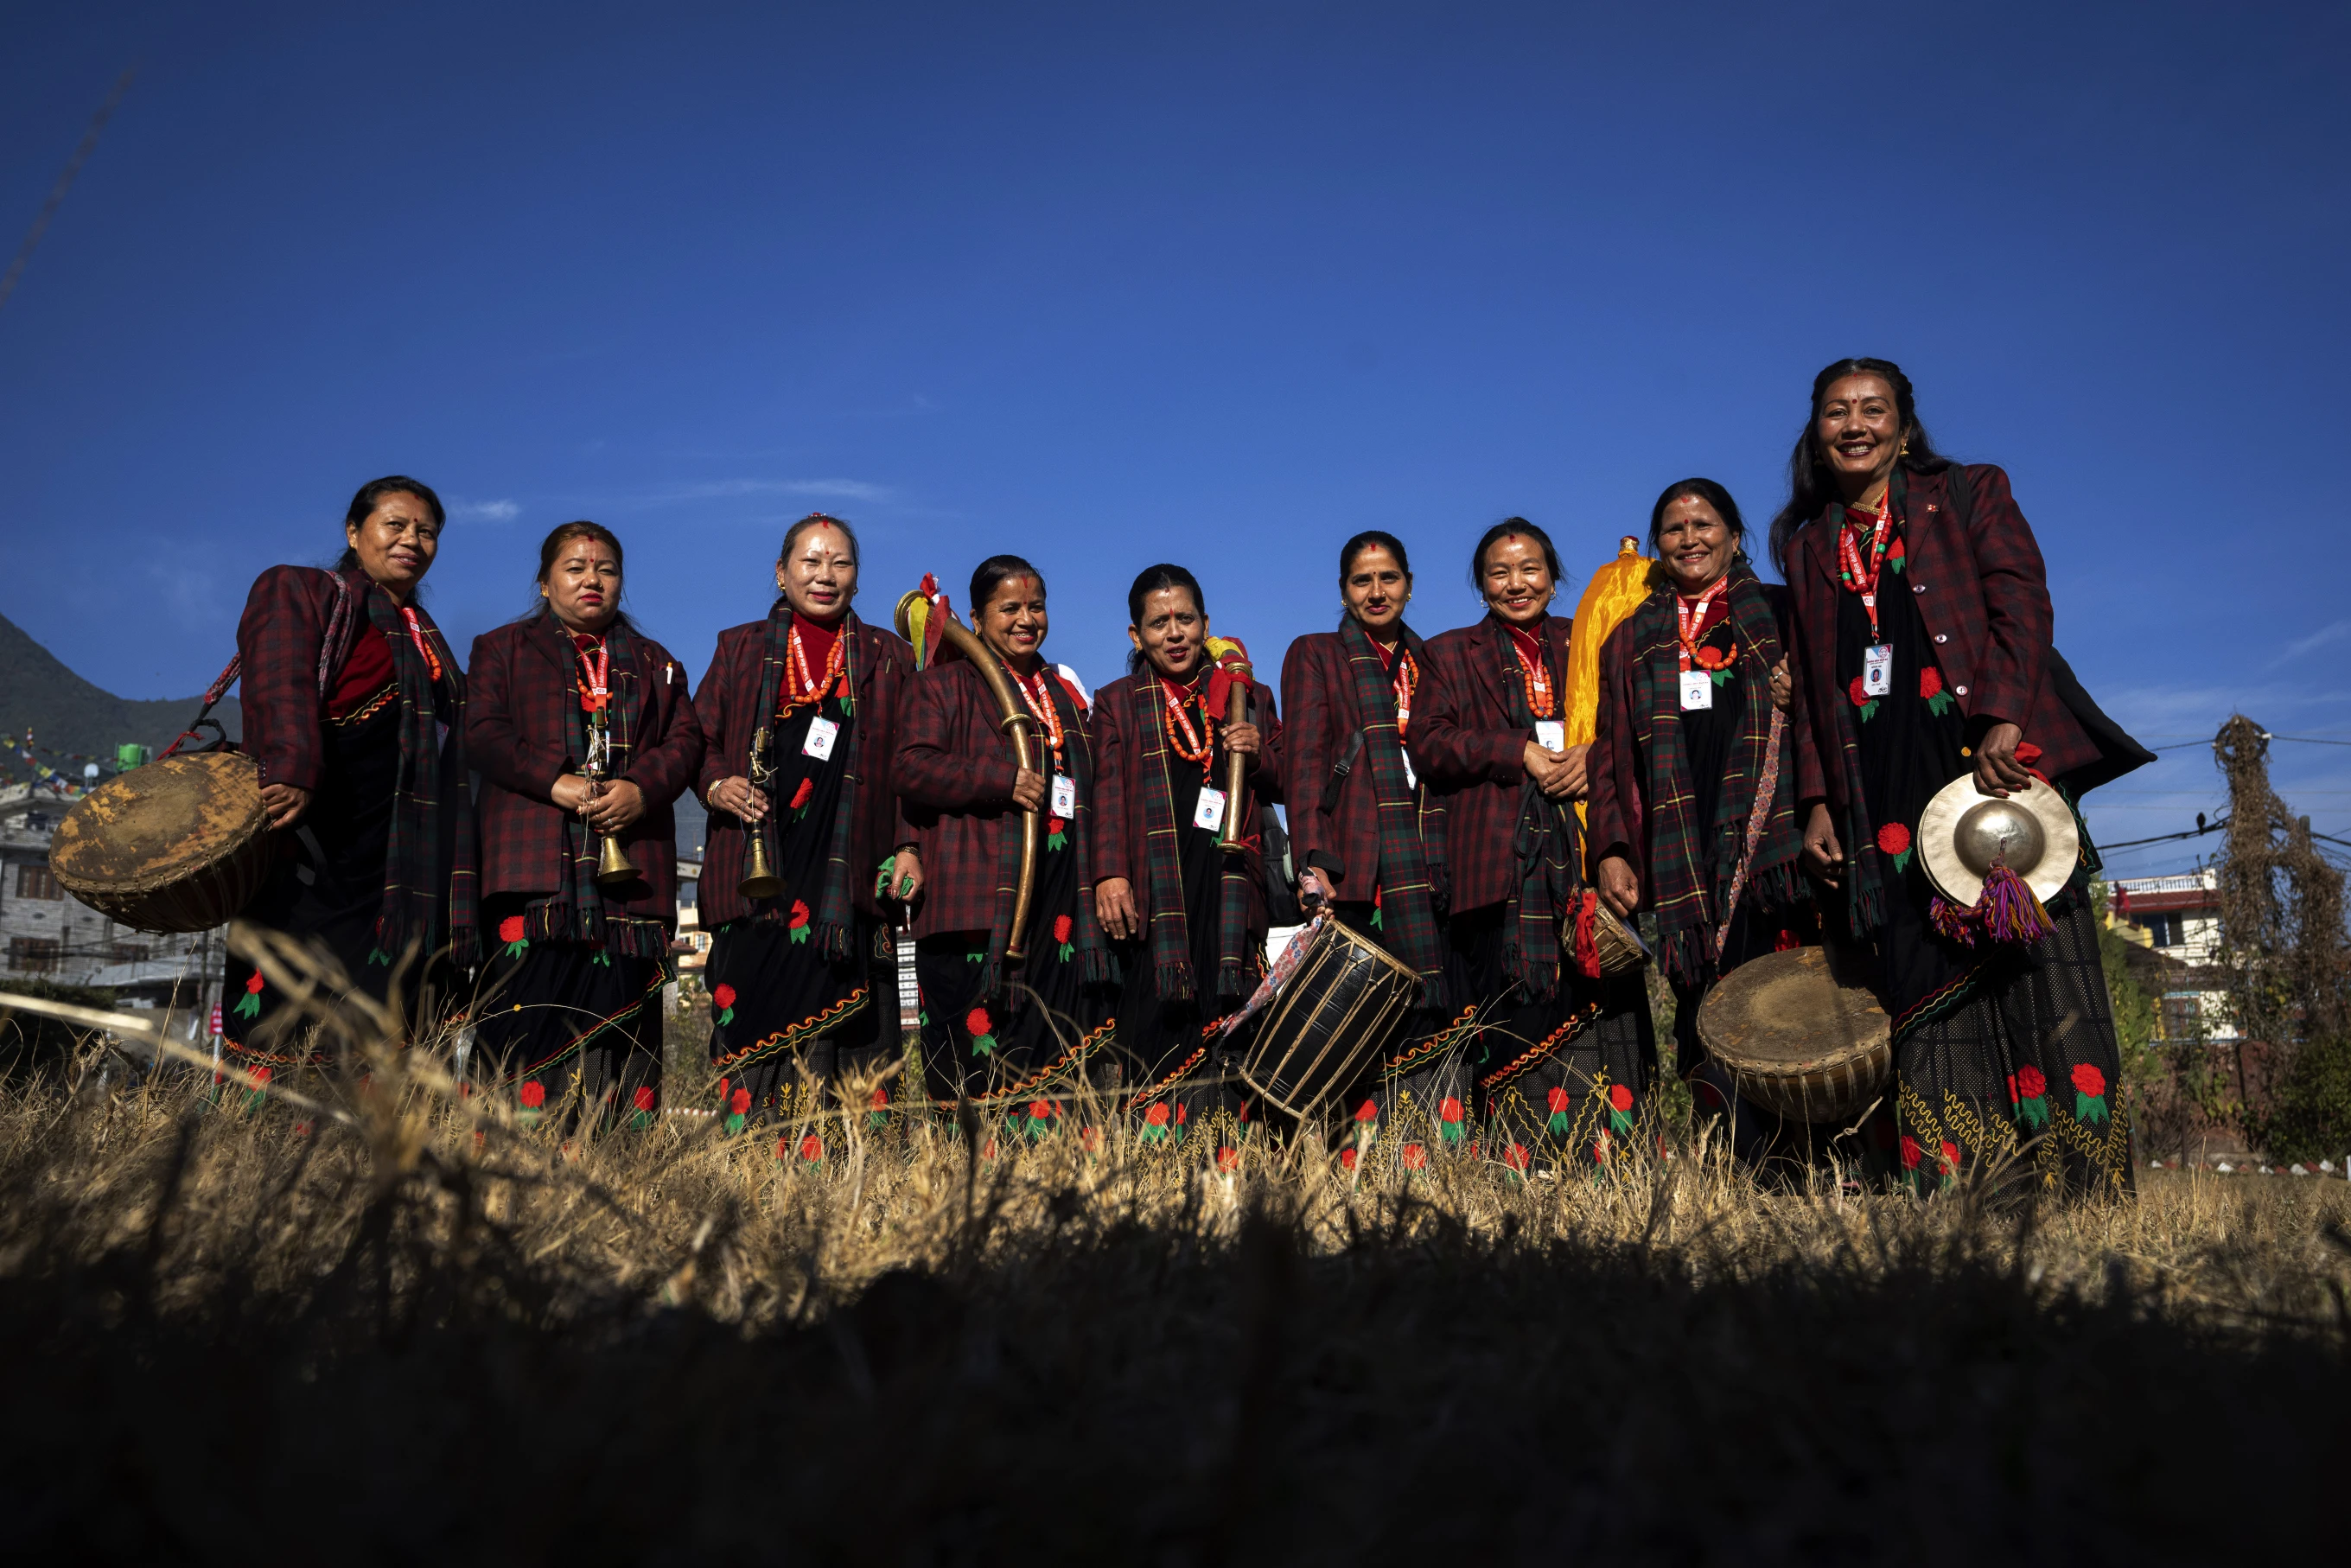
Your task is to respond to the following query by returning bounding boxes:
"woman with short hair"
[1775,357,2133,1197]
[1418,518,1658,1170]
[896,555,1112,1115]
[223,476,476,1068]
[695,513,921,1134]
[1091,563,1284,1151]
[1280,531,1462,1166]
[1585,481,1813,1163]
[465,521,704,1125]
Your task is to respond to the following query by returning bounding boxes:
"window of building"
[2144,913,2183,947]
[15,864,60,902]
[8,936,61,974]
[2158,994,2201,1041]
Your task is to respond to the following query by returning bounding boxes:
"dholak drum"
[1594,903,1648,974]
[1237,918,1423,1119]
[50,751,274,934]
[1696,945,1891,1125]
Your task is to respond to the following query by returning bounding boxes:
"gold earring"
[1899,438,1910,457]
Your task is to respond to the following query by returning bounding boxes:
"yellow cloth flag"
[1563,535,1655,826]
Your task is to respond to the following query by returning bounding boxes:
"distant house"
[2104,867,2234,1042]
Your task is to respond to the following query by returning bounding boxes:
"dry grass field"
[1,1010,2345,1565]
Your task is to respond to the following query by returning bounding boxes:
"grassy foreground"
[1,1033,2345,1565]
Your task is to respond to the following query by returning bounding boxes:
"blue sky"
[3,1,2348,876]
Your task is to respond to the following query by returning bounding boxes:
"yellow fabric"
[1564,535,1654,825]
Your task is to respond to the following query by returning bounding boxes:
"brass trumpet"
[739,725,783,900]
[596,830,639,889]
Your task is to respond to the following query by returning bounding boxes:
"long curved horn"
[898,589,1042,962]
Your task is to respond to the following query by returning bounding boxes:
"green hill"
[0,613,240,774]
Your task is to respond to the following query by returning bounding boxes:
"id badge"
[1679,671,1713,711]
[1401,749,1419,791]
[1050,774,1077,817]
[1534,719,1565,752]
[1863,644,1894,698]
[802,716,838,761]
[1193,786,1227,832]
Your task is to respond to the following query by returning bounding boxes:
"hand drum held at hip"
[1237,918,1422,1119]
[50,752,274,934]
[1696,944,1891,1125]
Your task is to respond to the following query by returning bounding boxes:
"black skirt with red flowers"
[472,893,665,1130]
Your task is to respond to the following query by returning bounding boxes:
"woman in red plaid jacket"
[1776,357,2132,1198]
[1280,531,1462,1170]
[895,554,1112,1117]
[1090,563,1284,1157]
[694,513,921,1137]
[464,522,704,1129]
[223,476,476,1069]
[1418,518,1657,1172]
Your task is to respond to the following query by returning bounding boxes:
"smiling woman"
[220,476,476,1068]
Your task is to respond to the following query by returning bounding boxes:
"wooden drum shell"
[1695,945,1892,1125]
[49,752,276,934]
[1237,918,1422,1119]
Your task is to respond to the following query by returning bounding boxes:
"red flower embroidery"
[1048,815,1066,836]
[499,915,527,945]
[1439,1095,1463,1123]
[1939,1140,1960,1173]
[789,777,813,811]
[1505,1144,1531,1171]
[730,1087,751,1115]
[1354,1098,1379,1123]
[1080,1125,1103,1152]
[1339,1147,1360,1171]
[979,1137,998,1161]
[799,1134,824,1162]
[1918,666,1944,700]
[1028,1099,1055,1121]
[1849,676,1870,707]
[1144,1103,1170,1126]
[1175,1104,1188,1125]
[251,1065,273,1085]
[1608,1083,1634,1112]
[1054,914,1073,944]
[1545,1086,1571,1114]
[1876,822,1911,857]
[870,1087,889,1110]
[519,1081,546,1108]
[2017,1065,2047,1099]
[1401,1144,1428,1170]
[2005,1073,2019,1104]
[789,900,810,929]
[1215,1146,1239,1171]
[1899,1134,1922,1170]
[966,1007,991,1036]
[632,1085,655,1112]
[2071,1062,2106,1098]
[244,972,264,995]
[712,984,736,1010]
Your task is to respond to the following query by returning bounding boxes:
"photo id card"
[1863,644,1894,698]
[1051,774,1077,818]
[1679,671,1713,711]
[1194,786,1227,832]
[1534,719,1565,752]
[802,716,838,760]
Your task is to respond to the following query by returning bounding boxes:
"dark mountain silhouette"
[0,612,239,771]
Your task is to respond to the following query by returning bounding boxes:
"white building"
[2104,867,2234,1042]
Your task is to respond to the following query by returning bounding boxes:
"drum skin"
[50,752,274,934]
[1239,919,1423,1119]
[1696,945,1891,1125]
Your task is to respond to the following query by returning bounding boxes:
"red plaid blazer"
[1283,629,1437,896]
[1788,463,2098,810]
[466,617,703,915]
[1415,614,1571,913]
[895,659,1093,937]
[239,564,451,791]
[692,614,915,929]
[1089,671,1286,931]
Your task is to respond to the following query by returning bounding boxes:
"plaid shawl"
[526,611,667,959]
[1621,560,1802,985]
[1125,673,1255,1002]
[986,670,1110,1007]
[1492,617,1578,1000]
[1338,615,1445,1004]
[354,576,479,970]
[747,608,865,959]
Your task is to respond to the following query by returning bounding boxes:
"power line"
[0,64,138,316]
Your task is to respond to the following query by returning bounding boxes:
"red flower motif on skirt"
[1876,822,1911,857]
[1339,1147,1360,1171]
[1545,1086,1571,1114]
[870,1087,890,1110]
[1504,1144,1531,1171]
[1028,1099,1056,1121]
[1918,666,1944,700]
[519,1081,546,1108]
[1054,914,1073,944]
[245,971,264,995]
[499,915,527,945]
[1401,1143,1428,1170]
[730,1087,752,1115]
[1939,1140,1960,1174]
[632,1085,656,1112]
[2071,1062,2106,1098]
[789,899,811,930]
[1438,1096,1463,1123]
[2017,1064,2047,1099]
[1215,1146,1239,1172]
[789,776,813,812]
[799,1134,824,1162]
[1608,1083,1634,1112]
[712,984,736,1010]
[966,1007,991,1036]
[1899,1134,1922,1170]
[1080,1125,1103,1153]
[1849,676,1871,707]
[1354,1098,1379,1124]
[250,1065,272,1085]
[1144,1102,1170,1127]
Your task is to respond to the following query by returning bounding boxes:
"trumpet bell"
[596,834,640,890]
[739,831,781,901]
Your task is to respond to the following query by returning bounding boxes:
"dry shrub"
[0,1000,2345,1564]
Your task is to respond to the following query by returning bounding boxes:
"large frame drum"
[1696,944,1891,1125]
[50,752,274,934]
[1237,917,1422,1119]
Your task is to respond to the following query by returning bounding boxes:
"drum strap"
[1319,730,1365,816]
[1713,704,1786,960]
[162,655,245,758]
